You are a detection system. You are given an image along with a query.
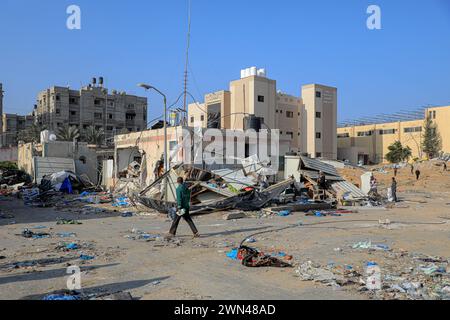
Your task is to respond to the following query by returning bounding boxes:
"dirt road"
[1,171,449,299]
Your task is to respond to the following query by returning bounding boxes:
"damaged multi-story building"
[35,77,148,142]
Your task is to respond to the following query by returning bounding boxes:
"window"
[286,111,294,118]
[316,112,322,119]
[69,97,78,105]
[286,131,294,139]
[107,126,114,131]
[258,95,265,102]
[70,111,77,116]
[338,133,350,138]
[56,95,60,101]
[200,115,205,121]
[316,132,321,139]
[127,104,135,109]
[379,129,396,135]
[191,116,194,123]
[94,99,101,105]
[126,113,136,120]
[429,111,437,119]
[357,131,373,137]
[316,91,322,98]
[316,153,322,158]
[56,109,61,115]
[79,156,86,164]
[108,114,113,119]
[404,127,422,133]
[94,113,102,120]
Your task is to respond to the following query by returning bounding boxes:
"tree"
[56,126,80,142]
[422,116,442,158]
[17,124,46,144]
[385,141,412,164]
[81,126,105,145]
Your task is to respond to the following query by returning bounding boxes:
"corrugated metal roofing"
[211,169,257,190]
[33,157,75,184]
[331,181,367,199]
[299,170,344,181]
[299,156,340,177]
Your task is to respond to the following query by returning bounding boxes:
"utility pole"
[182,0,192,125]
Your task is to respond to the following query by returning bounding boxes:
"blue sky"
[1,0,450,123]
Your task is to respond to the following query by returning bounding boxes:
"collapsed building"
[17,139,113,185]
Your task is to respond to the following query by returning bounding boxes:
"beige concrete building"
[301,84,338,159]
[35,78,148,142]
[188,67,338,159]
[337,105,450,165]
[0,83,3,134]
[1,113,34,147]
[18,140,113,184]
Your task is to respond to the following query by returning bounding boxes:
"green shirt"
[176,183,191,209]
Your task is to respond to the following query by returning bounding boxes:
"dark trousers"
[392,189,397,202]
[169,209,198,236]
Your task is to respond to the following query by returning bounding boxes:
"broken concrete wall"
[0,146,18,162]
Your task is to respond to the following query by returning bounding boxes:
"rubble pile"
[294,244,450,300]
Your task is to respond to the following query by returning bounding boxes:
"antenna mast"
[182,0,192,125]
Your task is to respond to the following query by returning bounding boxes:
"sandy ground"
[0,165,449,300]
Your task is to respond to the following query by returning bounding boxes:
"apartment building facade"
[0,83,3,134]
[1,113,35,147]
[35,79,148,142]
[188,67,338,160]
[337,105,450,165]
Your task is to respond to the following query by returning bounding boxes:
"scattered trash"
[66,243,79,250]
[20,229,50,239]
[56,232,77,238]
[112,197,131,208]
[226,249,239,260]
[43,294,81,301]
[79,255,95,261]
[57,219,82,225]
[277,210,291,217]
[121,212,133,218]
[352,241,390,251]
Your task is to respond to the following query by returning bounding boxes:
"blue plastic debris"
[277,210,291,217]
[226,249,238,260]
[43,294,80,301]
[79,255,95,261]
[112,197,131,208]
[60,177,73,194]
[367,262,378,267]
[66,243,79,250]
[32,234,50,239]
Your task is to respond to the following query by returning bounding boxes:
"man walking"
[391,177,398,202]
[415,169,421,181]
[167,177,200,238]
